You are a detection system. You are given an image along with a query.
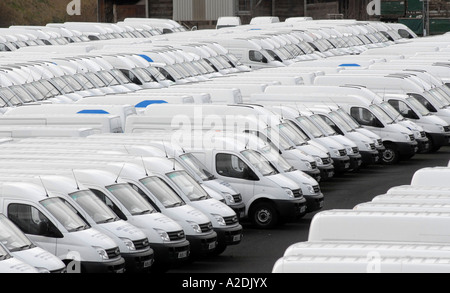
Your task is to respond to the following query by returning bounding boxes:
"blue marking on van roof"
[77,110,110,114]
[135,100,168,108]
[339,64,361,67]
[139,54,154,62]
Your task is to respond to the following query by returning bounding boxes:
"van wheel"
[381,143,399,165]
[250,202,278,229]
[426,135,441,153]
[213,243,227,256]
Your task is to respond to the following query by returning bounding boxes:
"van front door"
[214,152,256,206]
[5,200,59,256]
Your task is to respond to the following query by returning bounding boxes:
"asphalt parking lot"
[169,146,450,274]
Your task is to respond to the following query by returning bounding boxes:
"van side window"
[249,51,267,63]
[216,153,258,181]
[89,188,127,221]
[8,204,62,238]
[350,107,382,128]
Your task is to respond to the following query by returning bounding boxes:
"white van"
[171,134,309,229]
[308,209,450,244]
[0,181,126,273]
[272,250,450,273]
[0,173,154,273]
[411,167,450,188]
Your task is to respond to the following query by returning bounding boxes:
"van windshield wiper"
[166,202,182,208]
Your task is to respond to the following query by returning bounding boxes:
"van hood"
[0,258,38,273]
[203,179,239,195]
[316,137,345,150]
[99,220,148,240]
[330,135,357,148]
[13,247,65,272]
[74,228,118,250]
[132,213,183,232]
[356,128,381,140]
[190,198,236,218]
[201,184,224,201]
[267,173,300,190]
[164,204,210,224]
[285,170,318,186]
[298,144,328,157]
[345,132,373,145]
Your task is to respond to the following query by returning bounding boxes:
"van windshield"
[85,72,107,87]
[0,214,34,252]
[336,109,361,128]
[295,117,324,138]
[69,190,119,224]
[378,102,405,121]
[0,243,9,259]
[145,67,167,82]
[241,149,278,176]
[97,71,120,86]
[167,171,210,201]
[0,87,23,106]
[369,105,395,124]
[329,111,354,132]
[140,176,185,208]
[264,128,294,150]
[9,85,34,103]
[107,183,156,215]
[309,115,337,136]
[259,144,295,172]
[41,197,89,232]
[407,97,431,116]
[278,123,309,146]
[180,153,215,181]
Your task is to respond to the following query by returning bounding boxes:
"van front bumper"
[416,138,430,153]
[360,150,380,165]
[272,198,307,221]
[229,201,246,220]
[80,257,126,274]
[122,248,154,273]
[428,132,450,147]
[187,231,218,257]
[214,224,243,247]
[397,141,418,159]
[150,240,190,268]
[348,153,363,171]
[318,165,335,181]
[332,156,351,174]
[304,168,322,182]
[303,193,324,213]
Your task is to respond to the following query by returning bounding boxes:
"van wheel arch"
[249,199,279,229]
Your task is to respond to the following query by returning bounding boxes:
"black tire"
[249,202,278,229]
[381,143,399,165]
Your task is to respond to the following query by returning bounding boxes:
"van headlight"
[302,161,312,169]
[212,214,226,226]
[120,238,136,251]
[332,149,341,157]
[314,156,323,166]
[93,246,109,260]
[187,221,202,233]
[307,185,315,194]
[364,143,372,150]
[154,229,170,242]
[222,192,235,204]
[283,188,294,198]
[346,147,353,155]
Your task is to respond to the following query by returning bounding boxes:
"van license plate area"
[344,163,350,169]
[178,251,188,259]
[144,260,153,268]
[209,242,216,250]
[233,234,241,242]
